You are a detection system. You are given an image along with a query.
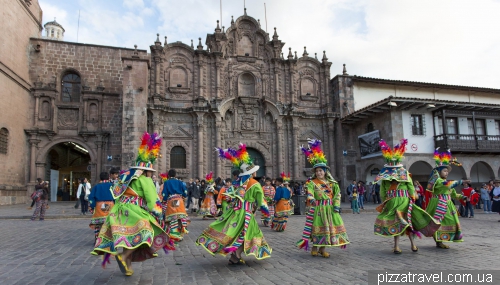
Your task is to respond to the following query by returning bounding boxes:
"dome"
[44,19,65,32]
[44,18,65,40]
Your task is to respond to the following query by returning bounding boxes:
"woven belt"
[433,194,450,200]
[387,189,410,198]
[315,199,333,206]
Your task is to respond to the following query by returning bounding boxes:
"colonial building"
[1,0,499,205]
[337,74,500,192]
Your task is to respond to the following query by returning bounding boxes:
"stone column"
[155,58,161,95]
[289,70,296,103]
[196,114,204,178]
[215,62,223,99]
[198,61,205,98]
[215,116,222,177]
[51,97,57,131]
[327,118,336,177]
[35,162,46,185]
[292,118,299,180]
[276,119,283,175]
[28,137,40,183]
[274,69,280,101]
[34,96,40,127]
[82,100,88,131]
[95,135,104,183]
[98,99,103,131]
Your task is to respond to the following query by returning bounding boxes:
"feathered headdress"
[159,173,168,183]
[205,172,214,185]
[300,138,328,169]
[132,132,162,171]
[280,172,291,183]
[215,143,259,176]
[433,148,460,170]
[379,139,407,167]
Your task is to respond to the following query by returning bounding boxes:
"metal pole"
[70,171,73,196]
[77,10,80,43]
[264,3,268,32]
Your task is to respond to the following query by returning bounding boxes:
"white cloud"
[123,0,144,9]
[37,0,500,88]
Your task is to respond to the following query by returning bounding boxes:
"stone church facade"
[148,13,337,181]
[5,1,497,205]
[20,10,338,203]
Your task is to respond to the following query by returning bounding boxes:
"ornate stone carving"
[299,68,315,77]
[57,109,78,129]
[241,116,256,130]
[258,140,271,151]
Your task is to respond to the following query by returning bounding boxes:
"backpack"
[31,189,43,202]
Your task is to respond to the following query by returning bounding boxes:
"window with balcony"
[446,118,457,139]
[476,119,485,140]
[411,114,424,136]
[496,120,500,136]
[467,118,486,140]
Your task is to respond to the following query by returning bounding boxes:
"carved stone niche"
[238,96,257,105]
[236,56,257,63]
[300,94,318,102]
[167,87,191,94]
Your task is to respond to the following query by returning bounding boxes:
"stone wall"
[0,0,42,204]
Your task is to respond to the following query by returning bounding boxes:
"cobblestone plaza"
[0,203,497,285]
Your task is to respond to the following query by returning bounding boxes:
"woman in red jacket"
[413,180,425,209]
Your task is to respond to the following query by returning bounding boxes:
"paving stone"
[0,202,497,284]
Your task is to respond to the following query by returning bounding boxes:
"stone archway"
[223,141,272,179]
[408,161,434,185]
[470,161,495,185]
[36,138,95,202]
[363,163,384,184]
[246,147,265,178]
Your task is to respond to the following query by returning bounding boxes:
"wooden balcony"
[434,134,500,153]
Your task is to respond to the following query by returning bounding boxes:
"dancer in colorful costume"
[161,169,190,241]
[426,148,469,249]
[196,144,272,265]
[200,172,219,219]
[271,173,293,232]
[262,177,276,226]
[88,171,114,243]
[91,132,175,276]
[217,178,233,214]
[374,139,440,253]
[297,139,349,258]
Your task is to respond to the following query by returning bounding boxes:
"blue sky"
[39,0,500,89]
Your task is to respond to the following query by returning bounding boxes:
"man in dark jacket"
[186,178,194,209]
[373,183,381,204]
[190,178,202,214]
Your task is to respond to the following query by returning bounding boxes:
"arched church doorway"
[247,147,265,179]
[45,142,91,202]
